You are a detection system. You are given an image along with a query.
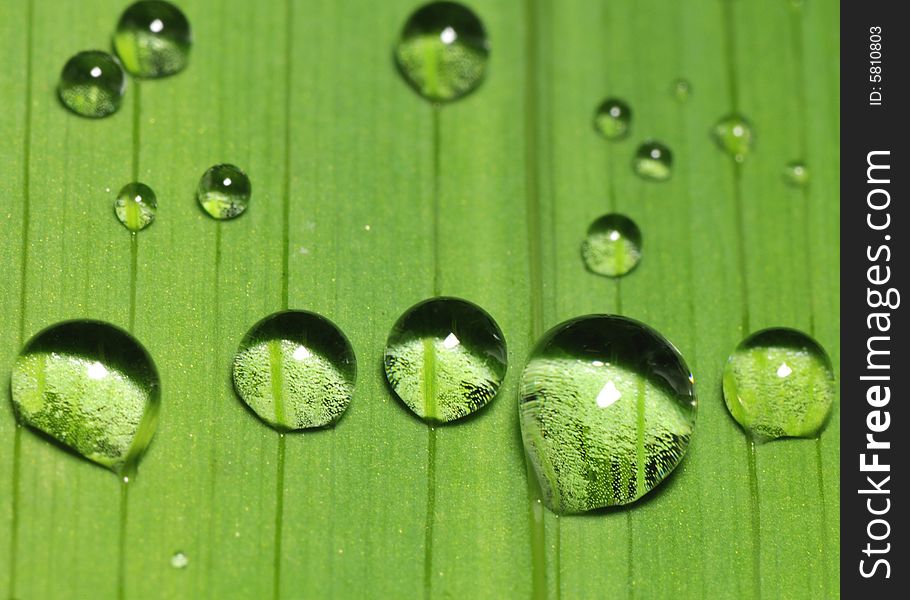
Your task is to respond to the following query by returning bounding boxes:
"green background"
[0,0,839,598]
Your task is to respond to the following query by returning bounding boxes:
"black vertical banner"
[841,1,906,597]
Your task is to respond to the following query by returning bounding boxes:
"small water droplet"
[113,0,192,78]
[519,315,696,513]
[196,164,250,220]
[11,321,160,474]
[712,114,754,162]
[114,182,157,232]
[632,140,673,182]
[671,78,691,103]
[170,551,188,569]
[57,51,125,118]
[783,161,809,187]
[384,297,507,423]
[394,1,490,103]
[581,214,642,278]
[723,328,835,440]
[232,311,357,431]
[593,98,632,141]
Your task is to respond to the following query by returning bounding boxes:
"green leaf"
[0,0,839,598]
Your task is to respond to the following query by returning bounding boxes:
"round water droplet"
[11,321,160,474]
[593,98,632,141]
[581,214,642,278]
[196,164,250,220]
[232,311,357,431]
[170,552,189,569]
[519,315,696,513]
[114,182,157,232]
[783,161,810,187]
[57,51,125,118]
[671,78,691,103]
[113,0,192,78]
[632,140,673,182]
[712,113,754,162]
[723,328,834,440]
[384,297,507,423]
[394,1,490,103]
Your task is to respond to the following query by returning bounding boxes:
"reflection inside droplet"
[595,380,622,408]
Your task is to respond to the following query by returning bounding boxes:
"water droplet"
[712,113,754,162]
[113,0,192,78]
[632,140,673,182]
[671,78,691,103]
[723,328,834,440]
[170,552,188,569]
[232,311,357,431]
[114,182,157,232]
[196,164,250,220]
[11,321,160,474]
[384,297,507,423]
[593,98,632,141]
[519,315,696,513]
[581,214,642,278]
[57,51,125,118]
[783,161,809,187]
[394,1,490,103]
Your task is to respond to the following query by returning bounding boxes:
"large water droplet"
[712,114,754,162]
[671,78,691,103]
[519,315,696,513]
[114,182,157,232]
[11,321,160,474]
[170,551,189,569]
[113,0,192,78]
[581,214,642,278]
[593,98,632,141]
[783,161,810,187]
[723,328,834,440]
[394,1,490,103]
[632,140,673,182]
[384,297,507,423]
[57,51,126,118]
[232,311,357,431]
[196,164,250,220]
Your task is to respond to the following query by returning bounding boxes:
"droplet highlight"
[113,0,192,78]
[232,311,357,431]
[723,328,834,440]
[581,214,642,278]
[11,321,160,474]
[114,182,157,232]
[783,161,810,187]
[712,113,754,162]
[170,552,189,569]
[384,297,507,423]
[196,164,251,220]
[519,315,696,513]
[632,140,673,182]
[57,51,126,118]
[671,78,691,103]
[593,98,632,141]
[394,1,490,103]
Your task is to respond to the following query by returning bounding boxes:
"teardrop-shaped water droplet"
[783,161,809,187]
[581,214,642,277]
[593,98,632,141]
[196,164,250,220]
[113,0,192,78]
[632,140,673,182]
[394,1,490,103]
[232,311,357,431]
[671,78,691,103]
[114,182,157,232]
[723,328,834,440]
[519,315,696,513]
[170,551,189,569]
[384,297,507,423]
[11,321,160,474]
[57,51,126,118]
[712,114,754,162]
